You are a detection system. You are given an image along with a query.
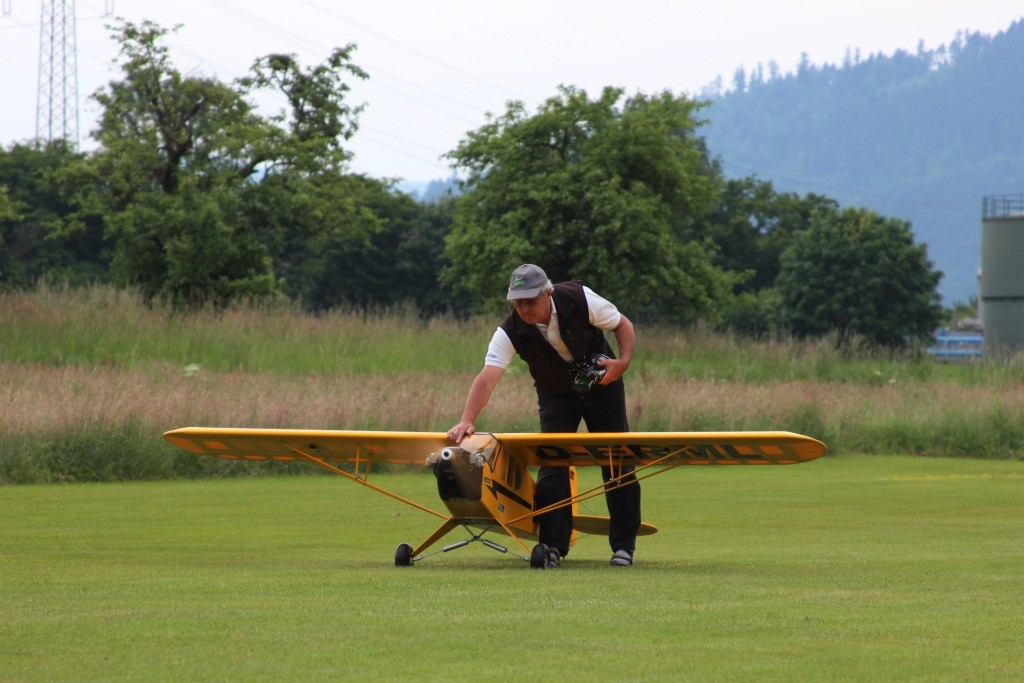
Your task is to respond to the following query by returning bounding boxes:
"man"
[447,264,641,568]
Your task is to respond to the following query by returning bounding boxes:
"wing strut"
[281,442,448,521]
[506,446,689,525]
[284,442,532,562]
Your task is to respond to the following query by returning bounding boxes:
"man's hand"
[597,356,629,385]
[447,421,475,444]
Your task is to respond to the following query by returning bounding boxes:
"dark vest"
[500,281,615,396]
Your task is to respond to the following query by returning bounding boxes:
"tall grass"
[0,283,489,374]
[9,282,1024,382]
[2,284,1023,483]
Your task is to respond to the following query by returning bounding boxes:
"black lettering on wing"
[534,445,571,461]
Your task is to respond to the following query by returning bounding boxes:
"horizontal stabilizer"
[574,514,658,536]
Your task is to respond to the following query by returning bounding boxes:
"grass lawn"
[2,455,1022,682]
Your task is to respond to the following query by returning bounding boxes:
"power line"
[206,0,488,123]
[295,0,529,102]
[194,0,487,172]
[7,1,486,173]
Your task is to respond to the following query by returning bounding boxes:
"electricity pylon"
[35,0,79,147]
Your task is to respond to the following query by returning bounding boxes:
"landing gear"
[395,542,414,567]
[529,543,549,569]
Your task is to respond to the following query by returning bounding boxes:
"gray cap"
[506,264,550,300]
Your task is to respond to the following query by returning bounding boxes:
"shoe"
[610,549,633,566]
[546,549,562,569]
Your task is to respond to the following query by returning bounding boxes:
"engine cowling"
[430,446,483,502]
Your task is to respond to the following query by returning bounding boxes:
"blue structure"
[927,329,983,360]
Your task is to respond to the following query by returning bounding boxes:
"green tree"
[695,176,841,336]
[0,142,108,290]
[442,85,735,321]
[76,20,369,307]
[271,176,455,313]
[776,207,943,346]
[700,176,839,293]
[238,48,366,174]
[360,191,457,314]
[0,186,12,221]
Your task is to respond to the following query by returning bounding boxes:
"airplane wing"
[164,428,825,467]
[163,427,450,465]
[489,431,826,467]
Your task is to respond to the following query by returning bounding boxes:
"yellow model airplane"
[163,428,826,567]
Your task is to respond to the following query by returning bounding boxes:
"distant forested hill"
[702,18,1024,304]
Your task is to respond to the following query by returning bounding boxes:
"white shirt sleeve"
[584,286,622,330]
[484,327,516,369]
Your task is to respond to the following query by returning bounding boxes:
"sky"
[1,0,1022,185]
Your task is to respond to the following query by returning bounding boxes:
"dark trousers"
[533,380,641,556]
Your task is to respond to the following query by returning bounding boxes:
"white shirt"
[484,286,621,369]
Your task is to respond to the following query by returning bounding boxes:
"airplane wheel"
[529,543,548,569]
[395,543,414,567]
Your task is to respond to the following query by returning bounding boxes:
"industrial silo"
[981,194,1024,356]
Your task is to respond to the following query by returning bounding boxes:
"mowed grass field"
[2,455,1022,682]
